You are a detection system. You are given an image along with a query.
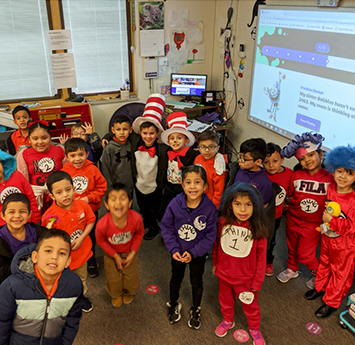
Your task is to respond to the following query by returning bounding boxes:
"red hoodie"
[0,171,41,225]
[62,160,107,213]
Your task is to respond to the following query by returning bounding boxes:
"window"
[0,0,55,101]
[61,0,130,95]
[0,0,131,102]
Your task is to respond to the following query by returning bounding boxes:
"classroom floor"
[73,216,355,345]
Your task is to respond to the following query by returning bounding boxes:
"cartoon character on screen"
[316,202,341,237]
[264,71,286,122]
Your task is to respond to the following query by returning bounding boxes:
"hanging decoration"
[238,59,245,78]
[238,98,245,109]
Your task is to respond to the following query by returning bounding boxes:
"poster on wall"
[187,45,205,64]
[139,2,165,57]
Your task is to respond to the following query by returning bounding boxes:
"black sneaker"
[82,296,93,313]
[87,260,99,278]
[166,301,182,324]
[143,227,160,241]
[188,306,201,329]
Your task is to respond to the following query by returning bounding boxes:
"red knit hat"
[161,112,195,146]
[132,93,165,136]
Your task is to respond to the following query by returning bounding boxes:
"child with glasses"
[227,138,273,206]
[194,130,228,208]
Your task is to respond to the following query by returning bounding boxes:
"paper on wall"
[166,9,188,28]
[168,49,188,66]
[187,45,205,64]
[158,57,170,76]
[171,30,186,52]
[186,22,203,45]
[140,30,165,57]
[46,30,72,50]
[50,53,77,89]
[157,82,171,95]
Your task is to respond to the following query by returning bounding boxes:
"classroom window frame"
[59,0,133,98]
[0,0,134,105]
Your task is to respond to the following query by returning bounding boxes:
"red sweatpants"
[218,277,261,330]
[286,216,320,273]
[315,238,355,308]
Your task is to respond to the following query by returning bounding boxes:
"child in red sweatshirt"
[61,138,107,277]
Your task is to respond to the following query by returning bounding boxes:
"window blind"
[0,0,54,101]
[62,0,130,94]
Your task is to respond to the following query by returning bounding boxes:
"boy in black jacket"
[0,229,83,345]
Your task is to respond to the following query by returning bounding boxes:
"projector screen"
[248,6,355,150]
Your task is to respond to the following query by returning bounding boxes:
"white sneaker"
[277,268,299,283]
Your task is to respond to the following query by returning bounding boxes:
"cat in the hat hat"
[130,94,170,241]
[156,112,199,221]
[161,111,198,185]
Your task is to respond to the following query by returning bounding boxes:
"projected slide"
[249,7,355,150]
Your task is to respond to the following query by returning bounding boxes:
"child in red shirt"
[16,121,66,212]
[6,106,31,155]
[96,183,144,307]
[213,182,268,344]
[263,143,293,276]
[194,130,227,208]
[304,145,355,318]
[62,138,107,277]
[42,171,95,312]
[277,133,333,289]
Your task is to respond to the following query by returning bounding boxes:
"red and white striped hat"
[161,111,195,147]
[132,93,165,136]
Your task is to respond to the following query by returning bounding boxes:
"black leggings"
[169,254,206,308]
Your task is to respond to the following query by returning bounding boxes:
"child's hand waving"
[81,122,93,135]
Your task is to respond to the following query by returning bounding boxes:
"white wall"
[92,0,217,137]
[92,0,355,169]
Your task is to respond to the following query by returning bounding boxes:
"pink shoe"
[265,264,274,276]
[215,320,235,337]
[250,329,266,345]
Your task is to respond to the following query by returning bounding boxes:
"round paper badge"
[146,284,159,294]
[306,322,322,334]
[238,291,254,304]
[234,329,249,342]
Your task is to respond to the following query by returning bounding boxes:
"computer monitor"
[170,73,207,101]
